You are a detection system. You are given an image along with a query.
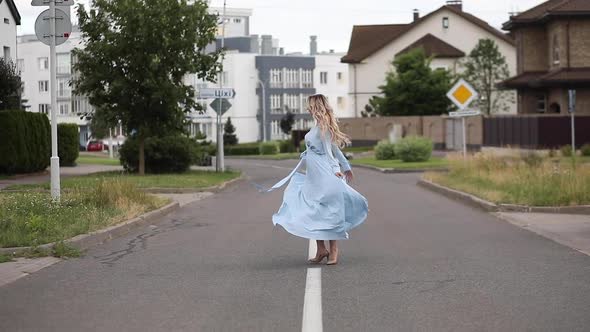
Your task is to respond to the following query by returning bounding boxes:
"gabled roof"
[0,0,21,25]
[396,34,465,58]
[499,68,590,89]
[503,0,590,30]
[342,5,513,64]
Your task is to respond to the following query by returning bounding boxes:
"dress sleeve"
[322,132,351,173]
[331,143,352,172]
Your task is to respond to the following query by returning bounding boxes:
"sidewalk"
[496,212,590,256]
[0,164,123,190]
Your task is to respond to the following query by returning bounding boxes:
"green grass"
[425,153,590,206]
[0,254,13,263]
[229,153,301,160]
[0,179,169,248]
[76,155,122,166]
[351,157,448,170]
[5,170,241,191]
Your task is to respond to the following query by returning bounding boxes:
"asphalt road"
[1,158,590,331]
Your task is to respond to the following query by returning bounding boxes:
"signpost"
[198,88,236,99]
[569,89,576,164]
[446,79,479,158]
[210,98,232,115]
[33,0,72,201]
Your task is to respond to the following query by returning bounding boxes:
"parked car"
[86,140,104,152]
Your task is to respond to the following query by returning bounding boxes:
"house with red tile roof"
[500,0,590,114]
[341,1,517,117]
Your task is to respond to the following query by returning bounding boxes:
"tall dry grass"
[425,152,590,206]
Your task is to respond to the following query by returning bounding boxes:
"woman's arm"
[331,143,351,172]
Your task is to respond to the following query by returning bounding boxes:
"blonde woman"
[267,94,368,265]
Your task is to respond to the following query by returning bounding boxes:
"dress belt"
[265,150,307,192]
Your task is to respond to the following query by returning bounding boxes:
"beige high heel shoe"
[308,251,329,264]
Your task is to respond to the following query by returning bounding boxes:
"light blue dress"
[268,126,369,240]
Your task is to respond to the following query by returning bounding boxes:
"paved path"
[0,164,123,189]
[1,159,590,331]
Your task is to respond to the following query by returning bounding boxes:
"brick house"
[501,0,590,114]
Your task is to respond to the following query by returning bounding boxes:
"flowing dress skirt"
[272,151,368,240]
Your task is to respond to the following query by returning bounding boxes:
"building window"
[39,80,49,93]
[233,18,242,23]
[270,94,282,113]
[57,53,71,74]
[59,102,70,115]
[536,95,546,113]
[337,72,343,81]
[285,94,300,113]
[320,72,328,85]
[39,104,50,114]
[16,59,24,72]
[553,34,560,65]
[3,46,9,60]
[302,70,313,88]
[285,69,299,88]
[57,77,71,97]
[38,57,49,70]
[270,69,283,88]
[4,18,9,24]
[442,17,449,29]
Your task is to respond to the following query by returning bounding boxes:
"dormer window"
[553,34,560,65]
[442,17,449,29]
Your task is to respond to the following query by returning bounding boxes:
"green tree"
[371,48,454,116]
[72,0,222,175]
[280,110,295,135]
[223,117,238,145]
[462,38,513,115]
[0,58,24,110]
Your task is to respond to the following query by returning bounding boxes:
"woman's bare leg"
[309,240,329,263]
[327,240,339,265]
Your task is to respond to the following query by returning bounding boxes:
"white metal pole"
[571,112,575,156]
[462,116,467,159]
[216,0,227,172]
[109,128,114,159]
[49,0,61,201]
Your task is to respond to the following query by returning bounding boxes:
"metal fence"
[484,115,590,149]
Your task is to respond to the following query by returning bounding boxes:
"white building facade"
[0,0,20,62]
[342,1,517,116]
[314,53,352,118]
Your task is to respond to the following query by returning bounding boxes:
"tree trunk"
[139,136,145,176]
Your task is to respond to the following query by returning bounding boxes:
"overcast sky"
[16,0,547,53]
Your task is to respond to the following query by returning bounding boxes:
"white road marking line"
[302,267,323,332]
[249,162,294,171]
[308,239,316,260]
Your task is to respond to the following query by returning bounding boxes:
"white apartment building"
[314,53,352,118]
[209,7,252,38]
[0,0,20,62]
[18,32,99,148]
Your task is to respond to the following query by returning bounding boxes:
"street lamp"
[257,79,267,142]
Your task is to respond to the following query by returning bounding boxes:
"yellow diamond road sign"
[447,79,478,110]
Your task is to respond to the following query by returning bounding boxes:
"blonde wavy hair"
[307,94,351,147]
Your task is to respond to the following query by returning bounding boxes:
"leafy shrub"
[394,136,433,162]
[561,145,573,157]
[521,151,543,168]
[57,123,80,166]
[0,110,50,174]
[548,149,557,158]
[279,140,296,153]
[224,142,260,156]
[300,139,307,152]
[190,140,212,166]
[119,135,193,173]
[259,142,279,155]
[375,140,396,160]
[581,144,590,157]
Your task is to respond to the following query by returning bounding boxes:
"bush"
[394,136,433,162]
[300,139,307,152]
[561,145,573,157]
[57,123,79,166]
[279,140,296,153]
[119,135,193,173]
[375,140,396,160]
[0,110,50,174]
[224,142,260,156]
[581,144,590,157]
[189,140,212,166]
[260,142,279,155]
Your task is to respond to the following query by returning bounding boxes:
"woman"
[267,94,368,265]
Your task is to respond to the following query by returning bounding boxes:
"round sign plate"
[34,8,72,46]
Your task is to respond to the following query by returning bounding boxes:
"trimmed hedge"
[0,110,50,174]
[300,139,306,152]
[279,140,296,153]
[375,140,396,160]
[581,144,590,157]
[224,142,260,156]
[58,123,79,166]
[260,141,279,155]
[394,136,433,162]
[119,135,193,173]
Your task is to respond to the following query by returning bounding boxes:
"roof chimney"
[279,47,285,55]
[250,34,260,54]
[261,35,273,55]
[446,0,462,11]
[413,9,420,22]
[310,36,317,56]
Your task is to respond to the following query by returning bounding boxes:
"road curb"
[417,179,590,215]
[354,164,449,174]
[0,201,180,256]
